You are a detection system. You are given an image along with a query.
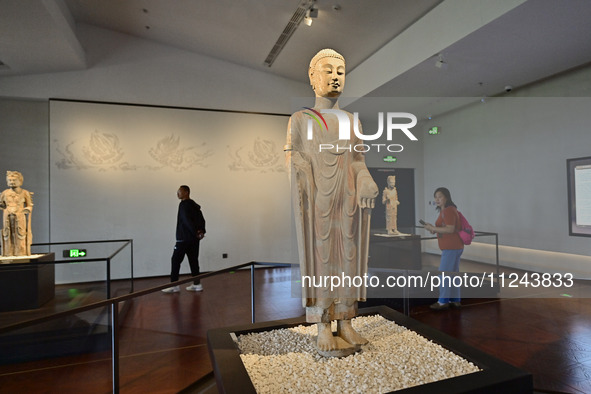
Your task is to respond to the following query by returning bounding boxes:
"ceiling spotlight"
[435,54,448,70]
[304,7,318,26]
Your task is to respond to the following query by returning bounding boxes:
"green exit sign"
[63,249,87,258]
[383,156,397,163]
[428,126,440,135]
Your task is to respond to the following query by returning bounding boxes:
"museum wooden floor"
[1,259,591,393]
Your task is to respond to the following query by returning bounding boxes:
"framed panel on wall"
[567,156,591,237]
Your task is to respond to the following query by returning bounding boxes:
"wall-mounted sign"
[63,249,87,258]
[383,156,397,163]
[428,126,440,135]
[567,156,591,237]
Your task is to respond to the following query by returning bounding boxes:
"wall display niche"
[567,156,591,237]
[49,99,292,282]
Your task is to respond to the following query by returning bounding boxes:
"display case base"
[0,253,55,311]
[369,233,422,270]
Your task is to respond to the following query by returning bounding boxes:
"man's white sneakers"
[162,284,203,293]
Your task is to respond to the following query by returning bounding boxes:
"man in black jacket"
[162,185,206,293]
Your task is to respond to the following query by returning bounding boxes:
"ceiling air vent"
[263,0,315,67]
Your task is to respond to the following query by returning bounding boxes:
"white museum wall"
[0,99,50,246]
[49,100,292,282]
[420,87,591,277]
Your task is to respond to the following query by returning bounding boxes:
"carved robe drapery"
[287,110,372,323]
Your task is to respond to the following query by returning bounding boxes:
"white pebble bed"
[237,315,481,393]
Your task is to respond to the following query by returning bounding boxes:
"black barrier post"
[251,264,256,323]
[111,302,120,393]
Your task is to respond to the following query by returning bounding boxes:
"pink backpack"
[442,209,475,245]
[457,211,475,245]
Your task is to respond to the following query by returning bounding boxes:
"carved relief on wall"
[148,134,213,172]
[55,130,136,171]
[55,130,213,172]
[228,137,285,173]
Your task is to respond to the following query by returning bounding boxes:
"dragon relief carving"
[148,134,213,172]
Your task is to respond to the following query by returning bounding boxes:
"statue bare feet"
[317,322,338,351]
[337,319,368,345]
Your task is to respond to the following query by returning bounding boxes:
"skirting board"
[423,239,591,279]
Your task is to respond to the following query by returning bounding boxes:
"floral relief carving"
[55,130,137,171]
[228,137,285,173]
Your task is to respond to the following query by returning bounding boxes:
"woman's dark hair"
[434,187,457,211]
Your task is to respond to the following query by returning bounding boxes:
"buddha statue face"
[309,49,346,98]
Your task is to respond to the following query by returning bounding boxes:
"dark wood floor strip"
[1,264,590,393]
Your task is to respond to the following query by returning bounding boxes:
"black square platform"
[207,305,532,393]
[0,253,55,312]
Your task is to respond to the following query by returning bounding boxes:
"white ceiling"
[1,0,591,99]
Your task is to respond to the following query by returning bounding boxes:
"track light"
[263,0,316,67]
[304,7,318,26]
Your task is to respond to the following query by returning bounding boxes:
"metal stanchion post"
[251,264,256,323]
[111,302,120,393]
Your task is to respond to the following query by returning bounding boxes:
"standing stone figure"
[382,175,401,235]
[285,49,378,356]
[0,171,34,256]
